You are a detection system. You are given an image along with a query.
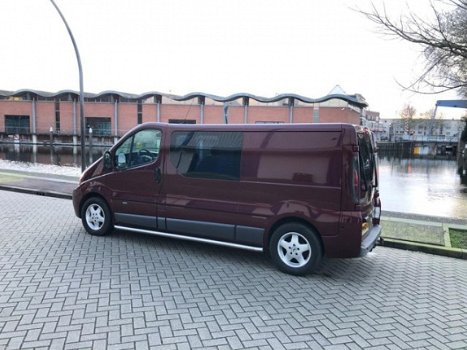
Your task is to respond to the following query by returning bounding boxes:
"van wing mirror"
[103,151,112,170]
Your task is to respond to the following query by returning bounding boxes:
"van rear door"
[357,130,378,204]
[354,129,381,237]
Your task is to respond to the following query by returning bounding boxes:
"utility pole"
[49,0,86,171]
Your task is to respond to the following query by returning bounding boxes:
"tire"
[269,223,322,276]
[81,197,113,236]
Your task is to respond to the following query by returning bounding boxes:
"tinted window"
[170,131,243,180]
[245,131,341,186]
[114,129,161,169]
[357,132,376,185]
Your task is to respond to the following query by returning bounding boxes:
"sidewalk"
[381,214,467,259]
[1,167,466,259]
[0,168,78,199]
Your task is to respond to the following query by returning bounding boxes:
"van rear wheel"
[81,197,112,236]
[270,223,322,275]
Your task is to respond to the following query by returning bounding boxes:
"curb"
[380,238,467,260]
[0,185,72,200]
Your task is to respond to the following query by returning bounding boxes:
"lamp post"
[49,0,86,172]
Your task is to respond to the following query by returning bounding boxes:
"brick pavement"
[0,190,466,350]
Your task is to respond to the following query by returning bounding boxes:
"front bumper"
[360,224,382,256]
[72,187,82,218]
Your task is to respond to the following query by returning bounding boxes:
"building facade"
[381,118,464,142]
[0,89,367,143]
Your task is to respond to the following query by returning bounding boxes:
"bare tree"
[400,104,417,133]
[360,0,467,97]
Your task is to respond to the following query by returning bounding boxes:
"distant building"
[0,87,369,141]
[381,118,464,142]
[360,110,388,141]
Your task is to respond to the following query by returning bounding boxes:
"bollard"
[49,127,54,165]
[88,127,93,165]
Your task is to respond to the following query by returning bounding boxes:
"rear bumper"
[360,224,382,256]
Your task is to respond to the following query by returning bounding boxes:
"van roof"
[138,122,360,133]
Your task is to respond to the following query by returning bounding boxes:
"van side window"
[114,129,161,169]
[170,131,243,180]
[246,131,341,186]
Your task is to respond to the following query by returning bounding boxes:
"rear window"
[357,132,376,186]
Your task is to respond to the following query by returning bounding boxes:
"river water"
[1,145,466,220]
[379,156,467,220]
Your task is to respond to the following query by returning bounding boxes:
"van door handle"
[154,167,162,184]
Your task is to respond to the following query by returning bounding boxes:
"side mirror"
[103,151,112,170]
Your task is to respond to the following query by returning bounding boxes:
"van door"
[357,131,378,204]
[104,128,163,229]
[159,130,244,243]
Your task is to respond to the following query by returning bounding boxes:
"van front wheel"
[270,223,322,275]
[81,197,112,236]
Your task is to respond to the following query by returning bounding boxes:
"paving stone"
[0,191,466,350]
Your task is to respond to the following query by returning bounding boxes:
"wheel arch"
[264,217,325,256]
[78,192,111,219]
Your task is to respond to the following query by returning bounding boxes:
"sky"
[1,0,465,119]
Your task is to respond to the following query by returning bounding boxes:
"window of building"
[36,96,55,101]
[55,100,61,132]
[114,129,161,169]
[168,119,196,124]
[85,117,112,136]
[170,131,243,180]
[84,96,112,103]
[5,115,30,134]
[137,100,143,124]
[255,121,284,124]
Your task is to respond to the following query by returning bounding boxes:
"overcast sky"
[1,0,464,119]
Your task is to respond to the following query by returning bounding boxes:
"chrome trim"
[114,225,264,252]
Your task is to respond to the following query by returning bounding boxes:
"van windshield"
[357,132,377,192]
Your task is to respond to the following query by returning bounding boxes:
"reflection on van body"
[72,122,382,275]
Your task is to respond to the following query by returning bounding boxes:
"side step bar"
[114,225,264,252]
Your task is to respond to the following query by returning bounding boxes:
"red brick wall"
[227,106,245,124]
[60,101,74,134]
[293,107,313,123]
[160,104,201,124]
[143,104,157,123]
[319,107,360,124]
[118,103,137,134]
[83,102,116,135]
[0,101,32,132]
[0,99,363,136]
[36,101,55,134]
[247,105,289,123]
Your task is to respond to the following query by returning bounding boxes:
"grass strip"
[449,228,467,250]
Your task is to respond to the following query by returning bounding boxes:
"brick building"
[0,89,368,143]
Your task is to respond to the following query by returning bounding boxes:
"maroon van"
[72,123,382,275]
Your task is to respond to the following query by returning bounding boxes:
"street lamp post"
[49,0,86,172]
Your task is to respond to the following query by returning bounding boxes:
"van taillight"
[352,155,360,203]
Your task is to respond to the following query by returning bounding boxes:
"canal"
[379,156,467,220]
[1,144,466,220]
